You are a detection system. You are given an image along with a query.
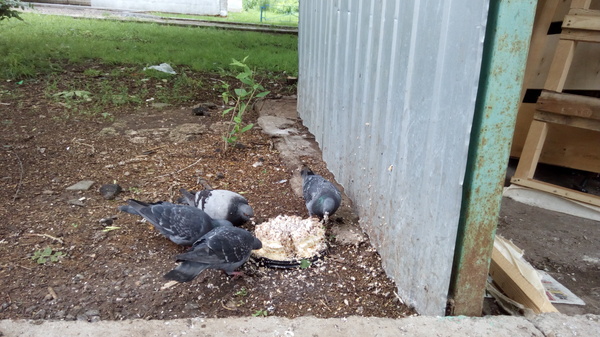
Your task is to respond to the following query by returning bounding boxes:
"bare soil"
[2,63,598,322]
[0,64,413,321]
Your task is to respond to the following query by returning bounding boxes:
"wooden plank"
[519,0,564,100]
[561,28,600,42]
[535,111,600,131]
[537,90,600,120]
[563,8,600,31]
[489,243,558,314]
[510,177,600,206]
[535,112,600,130]
[543,39,577,91]
[513,121,549,179]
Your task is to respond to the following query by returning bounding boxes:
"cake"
[253,215,327,261]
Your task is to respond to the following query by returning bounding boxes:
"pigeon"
[179,188,254,226]
[301,167,342,220]
[163,225,262,282]
[118,199,232,246]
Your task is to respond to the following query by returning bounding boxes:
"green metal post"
[449,0,537,316]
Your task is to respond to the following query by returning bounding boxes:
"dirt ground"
[0,64,413,321]
[1,62,599,322]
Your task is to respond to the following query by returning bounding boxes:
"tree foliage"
[0,0,26,21]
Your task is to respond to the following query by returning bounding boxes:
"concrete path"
[2,313,600,336]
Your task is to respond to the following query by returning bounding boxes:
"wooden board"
[510,177,600,206]
[511,103,600,172]
[489,242,558,314]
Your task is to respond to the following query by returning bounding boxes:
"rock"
[68,199,85,207]
[185,303,200,310]
[76,314,88,321]
[99,183,122,200]
[99,127,118,136]
[32,309,46,320]
[168,123,206,142]
[151,102,170,109]
[216,172,225,179]
[66,180,95,191]
[99,217,114,226]
[85,309,100,317]
[192,106,209,116]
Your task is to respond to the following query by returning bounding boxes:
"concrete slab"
[2,314,600,337]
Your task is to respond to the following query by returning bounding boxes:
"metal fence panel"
[298,0,489,315]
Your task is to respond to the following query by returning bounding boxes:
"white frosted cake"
[253,215,326,261]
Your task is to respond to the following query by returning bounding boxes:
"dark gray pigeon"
[301,167,342,220]
[163,225,262,282]
[179,188,254,226]
[118,199,232,246]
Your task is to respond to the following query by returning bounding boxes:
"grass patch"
[0,13,298,79]
[152,8,298,26]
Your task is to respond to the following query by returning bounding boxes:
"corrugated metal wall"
[298,0,489,315]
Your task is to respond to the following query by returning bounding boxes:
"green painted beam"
[448,0,537,316]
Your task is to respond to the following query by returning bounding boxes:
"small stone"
[54,310,66,319]
[66,180,95,191]
[85,309,100,317]
[99,127,118,136]
[192,106,208,116]
[151,102,170,109]
[99,217,114,226]
[184,303,200,310]
[33,309,46,320]
[42,190,54,195]
[99,183,122,200]
[68,199,85,207]
[216,172,225,179]
[76,314,88,321]
[90,315,101,323]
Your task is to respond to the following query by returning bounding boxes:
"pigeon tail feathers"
[163,262,208,282]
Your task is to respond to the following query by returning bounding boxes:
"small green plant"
[252,309,268,317]
[70,223,79,228]
[235,287,248,297]
[221,57,270,151]
[83,69,102,77]
[32,247,65,264]
[300,259,311,269]
[53,90,93,101]
[129,187,142,193]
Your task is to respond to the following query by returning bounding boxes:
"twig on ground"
[6,148,24,202]
[73,139,95,153]
[158,158,203,178]
[25,233,64,244]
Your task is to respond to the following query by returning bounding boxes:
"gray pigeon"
[163,225,262,282]
[301,167,342,219]
[118,199,232,246]
[179,188,254,226]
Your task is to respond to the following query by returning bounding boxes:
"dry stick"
[25,233,64,244]
[47,287,58,300]
[73,139,95,153]
[157,157,203,178]
[8,149,24,202]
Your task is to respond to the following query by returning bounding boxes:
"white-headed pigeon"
[118,199,232,246]
[301,167,342,220]
[163,225,262,282]
[179,188,254,226]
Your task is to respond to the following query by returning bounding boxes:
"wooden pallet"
[511,0,600,207]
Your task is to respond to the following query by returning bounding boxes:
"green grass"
[0,13,298,79]
[152,8,298,26]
